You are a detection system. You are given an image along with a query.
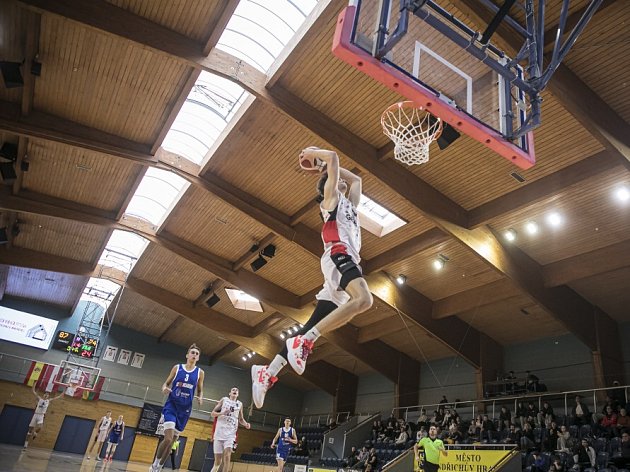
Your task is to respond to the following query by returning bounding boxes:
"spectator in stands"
[345,446,359,468]
[435,407,445,426]
[295,436,309,456]
[520,423,535,451]
[503,424,520,445]
[355,446,369,469]
[602,394,620,415]
[516,401,528,429]
[557,425,571,452]
[573,438,595,470]
[549,457,565,472]
[417,426,427,441]
[611,380,626,406]
[395,425,408,446]
[543,421,559,453]
[417,409,429,431]
[572,396,591,426]
[527,402,540,427]
[447,424,463,444]
[530,451,546,472]
[598,405,618,438]
[371,420,382,441]
[481,415,495,442]
[617,408,630,434]
[499,406,511,431]
[541,401,555,427]
[439,395,449,406]
[505,371,517,395]
[613,432,630,469]
[527,372,541,392]
[365,447,378,472]
[467,421,478,441]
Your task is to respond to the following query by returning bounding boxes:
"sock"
[23,441,28,447]
[211,464,221,472]
[153,458,161,467]
[303,327,321,343]
[267,354,287,377]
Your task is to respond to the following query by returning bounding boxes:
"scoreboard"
[52,331,98,358]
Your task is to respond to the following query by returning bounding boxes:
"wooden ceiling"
[0,0,628,395]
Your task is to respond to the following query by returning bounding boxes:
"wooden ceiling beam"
[363,228,450,273]
[364,272,484,368]
[432,278,522,319]
[357,317,405,343]
[251,312,284,338]
[192,279,223,308]
[468,150,622,227]
[208,341,240,366]
[542,239,630,287]
[543,0,616,49]
[115,166,147,220]
[0,247,93,276]
[0,101,155,165]
[232,233,276,272]
[201,0,240,55]
[157,316,185,344]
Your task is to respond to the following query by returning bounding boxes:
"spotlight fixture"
[525,221,538,235]
[261,244,276,258]
[504,228,517,242]
[546,212,562,227]
[247,352,253,358]
[395,274,407,285]
[280,332,286,340]
[615,186,630,202]
[433,254,449,271]
[242,356,247,362]
[250,255,268,272]
[299,323,304,328]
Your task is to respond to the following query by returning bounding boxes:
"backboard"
[333,0,536,168]
[55,360,101,392]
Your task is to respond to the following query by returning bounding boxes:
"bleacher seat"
[581,424,594,438]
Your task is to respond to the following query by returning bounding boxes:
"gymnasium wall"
[301,388,333,416]
[0,297,304,416]
[619,322,630,382]
[0,380,270,467]
[355,373,395,414]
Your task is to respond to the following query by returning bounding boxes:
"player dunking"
[272,418,298,472]
[252,147,373,407]
[23,384,64,449]
[150,344,204,472]
[211,387,250,472]
[87,410,112,460]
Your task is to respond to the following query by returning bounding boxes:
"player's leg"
[24,425,35,448]
[105,442,113,460]
[252,299,337,408]
[152,406,178,471]
[211,450,223,472]
[222,444,234,472]
[311,277,372,333]
[109,444,118,461]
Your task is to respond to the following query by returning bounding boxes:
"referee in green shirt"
[414,425,447,472]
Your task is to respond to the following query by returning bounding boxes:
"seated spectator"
[573,439,595,470]
[417,409,429,430]
[295,436,309,456]
[527,372,541,392]
[602,395,620,415]
[527,402,540,427]
[598,405,618,438]
[467,422,478,442]
[520,423,535,451]
[556,425,571,452]
[447,424,463,444]
[435,407,445,426]
[356,446,369,469]
[503,424,520,445]
[613,431,630,469]
[541,401,555,427]
[416,426,427,441]
[543,422,559,452]
[345,446,359,468]
[530,451,546,472]
[572,396,591,426]
[365,447,378,472]
[481,415,495,442]
[442,409,453,428]
[499,406,511,431]
[548,457,565,472]
[611,380,626,406]
[371,420,382,441]
[617,408,630,434]
[395,426,408,446]
[516,401,528,429]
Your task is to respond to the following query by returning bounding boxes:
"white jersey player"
[211,387,250,472]
[87,410,112,460]
[24,384,63,449]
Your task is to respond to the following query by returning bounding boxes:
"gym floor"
[0,445,188,472]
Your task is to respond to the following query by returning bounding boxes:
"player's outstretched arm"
[340,167,362,207]
[196,369,205,406]
[162,365,178,394]
[271,428,281,448]
[210,399,224,418]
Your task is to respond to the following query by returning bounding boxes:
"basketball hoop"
[381,101,443,165]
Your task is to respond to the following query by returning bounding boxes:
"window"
[98,230,149,273]
[357,195,407,237]
[225,288,263,312]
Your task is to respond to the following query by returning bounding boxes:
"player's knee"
[353,290,373,312]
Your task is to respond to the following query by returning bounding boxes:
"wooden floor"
[0,445,189,472]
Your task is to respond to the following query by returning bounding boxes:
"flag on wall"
[36,364,62,392]
[81,376,106,401]
[23,361,45,387]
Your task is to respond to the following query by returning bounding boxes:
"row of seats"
[522,449,628,471]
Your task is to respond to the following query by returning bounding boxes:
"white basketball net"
[381,101,443,165]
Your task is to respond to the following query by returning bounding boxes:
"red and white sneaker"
[251,365,278,409]
[285,335,314,375]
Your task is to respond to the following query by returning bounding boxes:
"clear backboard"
[55,360,101,392]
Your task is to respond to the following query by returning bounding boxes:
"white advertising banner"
[0,306,59,350]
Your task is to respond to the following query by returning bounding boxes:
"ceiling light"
[251,352,255,356]
[546,212,562,227]
[280,332,286,339]
[395,274,407,285]
[299,323,304,328]
[504,228,517,242]
[433,259,445,270]
[525,221,538,235]
[261,244,276,258]
[615,186,630,202]
[247,352,253,358]
[242,356,247,362]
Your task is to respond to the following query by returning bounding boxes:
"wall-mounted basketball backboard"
[332,0,602,169]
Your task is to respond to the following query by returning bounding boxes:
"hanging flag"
[35,364,62,392]
[23,361,46,387]
[82,375,106,401]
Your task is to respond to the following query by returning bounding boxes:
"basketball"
[299,153,326,174]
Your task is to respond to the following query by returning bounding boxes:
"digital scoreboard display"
[52,331,98,358]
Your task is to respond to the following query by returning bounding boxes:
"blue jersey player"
[150,344,204,472]
[271,418,298,472]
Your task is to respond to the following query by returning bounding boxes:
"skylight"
[124,167,189,227]
[81,277,122,311]
[162,73,249,164]
[98,230,149,274]
[216,0,318,73]
[225,288,263,312]
[357,195,407,237]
